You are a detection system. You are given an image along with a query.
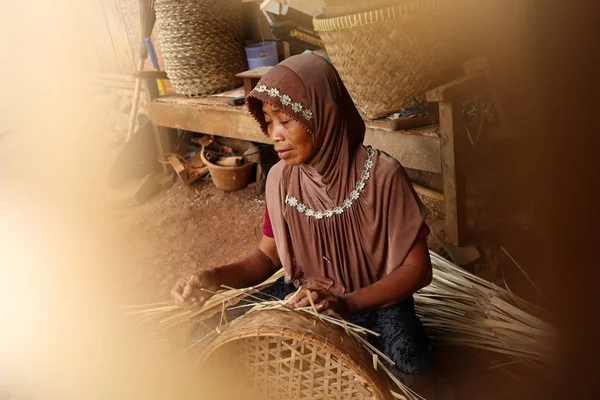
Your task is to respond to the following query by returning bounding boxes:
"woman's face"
[263,102,314,166]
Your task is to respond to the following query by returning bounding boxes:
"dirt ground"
[110,177,266,304]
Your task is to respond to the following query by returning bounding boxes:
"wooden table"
[150,92,442,174]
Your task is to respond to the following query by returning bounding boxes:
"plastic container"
[245,41,278,69]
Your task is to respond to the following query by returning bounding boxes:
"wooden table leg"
[151,125,173,175]
[439,100,467,246]
[143,76,174,175]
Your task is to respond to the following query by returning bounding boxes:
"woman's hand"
[285,288,349,318]
[170,269,220,307]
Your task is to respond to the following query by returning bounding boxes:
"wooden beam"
[439,100,467,246]
[151,100,271,144]
[235,66,273,79]
[134,70,169,80]
[426,74,486,102]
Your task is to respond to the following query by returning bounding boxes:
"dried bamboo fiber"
[154,0,247,96]
[313,0,444,119]
[201,309,392,400]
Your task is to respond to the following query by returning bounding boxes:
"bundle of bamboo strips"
[414,252,557,373]
[127,250,556,379]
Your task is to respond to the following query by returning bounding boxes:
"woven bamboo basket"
[314,0,445,119]
[200,309,392,400]
[154,0,247,96]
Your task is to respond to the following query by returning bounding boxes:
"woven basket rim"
[199,310,391,398]
[313,0,438,32]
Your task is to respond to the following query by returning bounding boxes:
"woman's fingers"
[171,278,188,303]
[286,289,306,305]
[284,291,299,302]
[315,299,329,311]
[292,290,320,309]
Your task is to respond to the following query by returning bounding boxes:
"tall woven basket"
[314,0,444,119]
[154,0,247,96]
[200,310,392,400]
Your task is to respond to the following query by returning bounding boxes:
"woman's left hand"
[285,288,349,318]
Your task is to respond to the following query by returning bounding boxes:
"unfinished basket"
[200,309,392,400]
[314,0,444,119]
[154,0,247,96]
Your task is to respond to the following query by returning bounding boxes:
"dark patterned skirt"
[193,277,433,384]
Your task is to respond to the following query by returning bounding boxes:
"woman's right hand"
[170,269,220,307]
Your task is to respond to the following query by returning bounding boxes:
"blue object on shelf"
[245,41,278,69]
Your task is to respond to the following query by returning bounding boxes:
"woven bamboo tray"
[200,309,392,400]
[323,0,406,17]
[314,0,444,119]
[154,0,247,96]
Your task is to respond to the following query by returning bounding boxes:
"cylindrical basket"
[314,0,445,119]
[154,0,247,96]
[200,309,392,399]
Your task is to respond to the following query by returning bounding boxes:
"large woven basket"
[200,309,392,399]
[314,0,444,119]
[154,0,247,96]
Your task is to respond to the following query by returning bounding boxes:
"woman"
[171,53,433,383]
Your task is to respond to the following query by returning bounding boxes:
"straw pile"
[415,252,556,374]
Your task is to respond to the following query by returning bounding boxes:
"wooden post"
[439,100,467,246]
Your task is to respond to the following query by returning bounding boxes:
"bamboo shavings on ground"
[414,251,557,374]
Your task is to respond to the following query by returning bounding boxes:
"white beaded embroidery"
[251,84,312,120]
[285,147,376,219]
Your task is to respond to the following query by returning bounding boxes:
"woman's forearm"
[213,248,276,289]
[342,239,432,315]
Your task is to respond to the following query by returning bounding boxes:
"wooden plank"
[426,74,486,102]
[235,66,273,79]
[363,126,441,173]
[150,96,442,173]
[151,99,271,144]
[438,100,467,246]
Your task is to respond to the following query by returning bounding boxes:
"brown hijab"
[247,53,426,296]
